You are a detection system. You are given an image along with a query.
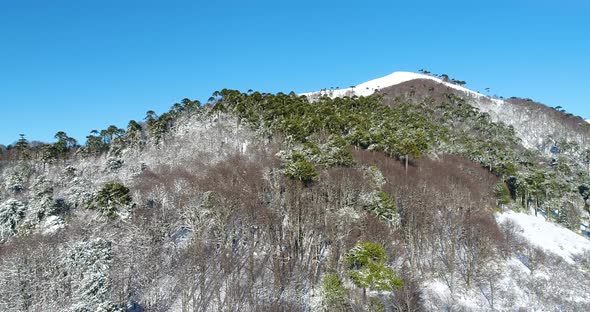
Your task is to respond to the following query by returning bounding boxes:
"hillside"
[1,73,590,311]
[304,71,590,153]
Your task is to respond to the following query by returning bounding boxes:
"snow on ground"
[496,211,590,264]
[422,239,590,311]
[301,71,503,105]
[423,280,483,311]
[41,215,65,234]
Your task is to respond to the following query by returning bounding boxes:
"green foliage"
[303,141,322,156]
[346,242,387,268]
[84,130,109,155]
[436,94,520,173]
[213,86,578,216]
[346,242,403,292]
[92,182,132,218]
[322,274,351,312]
[100,126,125,146]
[144,99,201,143]
[126,120,143,144]
[376,191,396,215]
[283,153,319,185]
[15,134,30,158]
[494,182,511,205]
[429,93,590,224]
[368,298,385,312]
[348,261,403,291]
[54,131,77,154]
[362,191,399,225]
[214,89,439,163]
[318,135,355,167]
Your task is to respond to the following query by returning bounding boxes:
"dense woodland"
[1,85,590,311]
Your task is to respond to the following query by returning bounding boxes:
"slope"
[304,71,590,154]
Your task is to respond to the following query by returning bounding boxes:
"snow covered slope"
[422,211,590,310]
[496,211,590,264]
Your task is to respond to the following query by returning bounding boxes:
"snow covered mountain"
[2,71,590,311]
[302,71,496,102]
[304,71,590,154]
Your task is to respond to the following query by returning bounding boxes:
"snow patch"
[496,211,590,264]
[41,215,65,234]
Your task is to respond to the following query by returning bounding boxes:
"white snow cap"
[301,71,494,101]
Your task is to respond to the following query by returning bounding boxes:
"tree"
[145,110,157,122]
[578,185,589,211]
[322,274,351,311]
[396,131,428,174]
[39,143,58,164]
[100,125,124,145]
[283,153,319,185]
[171,103,184,115]
[126,120,143,144]
[84,130,108,155]
[418,69,431,75]
[346,242,403,300]
[582,149,590,177]
[15,134,30,158]
[92,182,133,218]
[181,98,200,112]
[494,182,511,208]
[362,191,399,226]
[53,131,77,159]
[451,79,467,86]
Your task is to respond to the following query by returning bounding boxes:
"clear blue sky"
[1,0,589,145]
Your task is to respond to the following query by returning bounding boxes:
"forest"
[1,85,590,311]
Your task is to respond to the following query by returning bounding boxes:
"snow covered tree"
[0,199,26,242]
[64,239,119,311]
[361,191,399,226]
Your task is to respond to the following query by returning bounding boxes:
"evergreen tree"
[15,134,30,158]
[346,242,403,300]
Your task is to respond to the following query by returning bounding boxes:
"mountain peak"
[301,71,493,102]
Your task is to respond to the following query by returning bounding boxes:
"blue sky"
[1,0,589,145]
